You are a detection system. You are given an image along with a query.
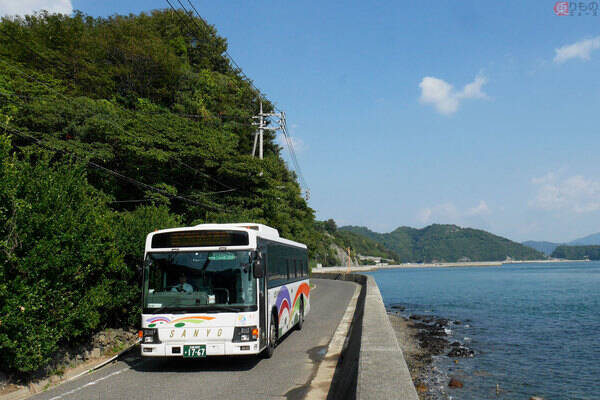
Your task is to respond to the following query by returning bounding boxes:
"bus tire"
[264,311,277,359]
[297,299,304,331]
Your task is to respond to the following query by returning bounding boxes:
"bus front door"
[259,275,267,349]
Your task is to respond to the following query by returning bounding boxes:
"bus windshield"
[143,251,257,312]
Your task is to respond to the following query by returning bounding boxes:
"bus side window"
[285,259,289,281]
[294,260,297,278]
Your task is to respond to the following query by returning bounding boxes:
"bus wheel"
[297,300,304,331]
[264,312,277,358]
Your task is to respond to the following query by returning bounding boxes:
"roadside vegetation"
[0,10,336,378]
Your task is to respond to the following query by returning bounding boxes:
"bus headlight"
[233,326,258,342]
[142,328,161,344]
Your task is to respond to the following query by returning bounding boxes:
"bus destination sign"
[151,230,249,248]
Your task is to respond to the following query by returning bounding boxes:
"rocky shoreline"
[387,306,475,400]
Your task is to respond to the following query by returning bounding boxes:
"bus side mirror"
[253,256,264,279]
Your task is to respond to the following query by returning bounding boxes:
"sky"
[2,0,600,243]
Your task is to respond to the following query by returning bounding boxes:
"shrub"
[0,137,134,374]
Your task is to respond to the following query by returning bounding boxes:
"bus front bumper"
[140,341,262,357]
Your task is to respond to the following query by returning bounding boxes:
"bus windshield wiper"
[201,305,241,313]
[147,304,185,315]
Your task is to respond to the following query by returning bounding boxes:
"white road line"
[47,366,130,400]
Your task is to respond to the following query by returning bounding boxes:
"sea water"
[368,261,600,400]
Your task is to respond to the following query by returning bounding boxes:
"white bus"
[140,223,310,358]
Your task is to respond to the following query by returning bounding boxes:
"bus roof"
[146,223,307,250]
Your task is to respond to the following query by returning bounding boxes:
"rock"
[450,341,461,347]
[97,334,107,346]
[453,320,461,325]
[416,332,449,355]
[412,322,431,330]
[529,397,544,400]
[90,348,101,359]
[390,304,405,311]
[448,378,464,388]
[415,383,428,393]
[447,346,475,358]
[409,314,427,321]
[429,327,447,336]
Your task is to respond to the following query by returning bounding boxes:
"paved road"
[32,278,357,400]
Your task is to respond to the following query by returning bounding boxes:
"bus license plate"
[183,345,206,358]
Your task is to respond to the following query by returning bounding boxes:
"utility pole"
[251,101,264,159]
[252,103,310,201]
[252,101,281,159]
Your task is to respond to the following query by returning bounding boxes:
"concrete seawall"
[312,272,418,400]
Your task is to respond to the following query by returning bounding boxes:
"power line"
[280,113,308,191]
[251,103,308,194]
[2,14,308,203]
[177,0,270,106]
[0,27,253,127]
[0,56,237,193]
[3,125,223,210]
[167,1,310,194]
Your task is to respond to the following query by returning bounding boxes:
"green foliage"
[333,230,399,262]
[0,140,134,373]
[114,205,182,271]
[324,218,337,234]
[0,10,333,377]
[341,224,545,262]
[551,245,600,260]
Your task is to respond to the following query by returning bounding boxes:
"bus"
[140,223,310,359]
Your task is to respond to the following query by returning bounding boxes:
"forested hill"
[522,232,600,255]
[340,224,545,262]
[0,10,321,244]
[551,245,600,260]
[333,230,400,262]
[0,10,332,376]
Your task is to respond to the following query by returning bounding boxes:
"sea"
[367,261,600,400]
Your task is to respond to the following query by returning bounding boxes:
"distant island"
[551,245,600,260]
[522,232,600,256]
[338,224,544,263]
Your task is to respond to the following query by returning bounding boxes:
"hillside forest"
[0,10,340,377]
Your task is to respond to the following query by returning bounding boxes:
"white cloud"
[0,0,72,17]
[419,73,488,115]
[554,36,600,63]
[457,75,488,100]
[418,201,489,224]
[416,207,432,224]
[530,172,600,213]
[466,200,490,216]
